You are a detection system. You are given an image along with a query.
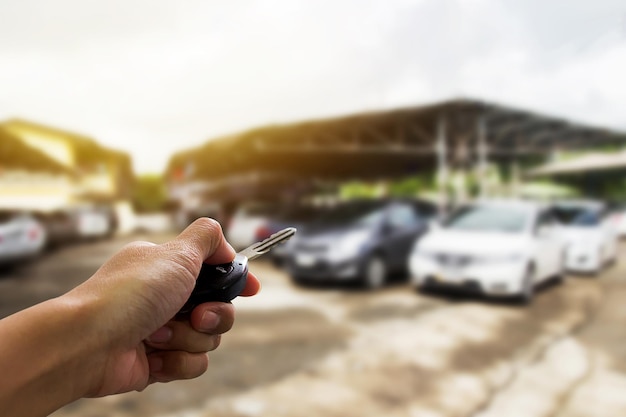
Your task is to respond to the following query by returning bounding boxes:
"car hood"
[416,229,530,256]
[560,226,603,244]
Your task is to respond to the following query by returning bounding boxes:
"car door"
[533,210,563,281]
[599,209,618,261]
[383,203,427,270]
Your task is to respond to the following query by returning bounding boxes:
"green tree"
[388,176,432,197]
[132,174,168,213]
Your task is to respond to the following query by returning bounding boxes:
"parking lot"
[0,232,624,417]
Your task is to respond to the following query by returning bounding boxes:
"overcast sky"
[1,0,625,173]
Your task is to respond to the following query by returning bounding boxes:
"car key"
[177,227,297,316]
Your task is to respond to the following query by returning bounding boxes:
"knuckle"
[179,353,207,379]
[192,217,222,234]
[120,240,155,255]
[149,352,209,382]
[178,352,189,376]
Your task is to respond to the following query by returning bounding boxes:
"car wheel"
[517,265,535,305]
[290,275,309,287]
[414,282,430,295]
[363,256,387,290]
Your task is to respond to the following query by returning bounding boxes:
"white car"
[226,203,275,250]
[0,211,47,264]
[551,202,618,274]
[73,206,112,239]
[409,201,565,303]
[608,206,626,238]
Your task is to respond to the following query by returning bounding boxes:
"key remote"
[177,254,248,316]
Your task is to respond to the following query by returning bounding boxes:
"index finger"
[240,271,261,297]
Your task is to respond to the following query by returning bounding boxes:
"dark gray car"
[287,199,436,289]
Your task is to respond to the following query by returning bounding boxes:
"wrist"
[51,292,114,397]
[0,294,105,416]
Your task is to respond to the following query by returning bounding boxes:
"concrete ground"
[0,233,624,417]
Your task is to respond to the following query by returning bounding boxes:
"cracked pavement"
[0,234,623,417]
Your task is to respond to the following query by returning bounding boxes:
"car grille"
[434,253,473,267]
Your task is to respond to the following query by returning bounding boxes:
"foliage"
[339,175,434,199]
[340,182,379,198]
[388,176,434,197]
[132,174,168,213]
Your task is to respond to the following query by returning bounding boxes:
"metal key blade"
[239,227,297,260]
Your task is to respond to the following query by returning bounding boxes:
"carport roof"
[529,151,626,177]
[166,98,626,184]
[0,127,74,175]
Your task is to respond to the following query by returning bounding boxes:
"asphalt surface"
[0,233,624,417]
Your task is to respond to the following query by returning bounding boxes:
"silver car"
[0,211,47,265]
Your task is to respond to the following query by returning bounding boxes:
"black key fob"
[177,254,249,317]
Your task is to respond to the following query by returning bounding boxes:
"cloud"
[0,0,624,172]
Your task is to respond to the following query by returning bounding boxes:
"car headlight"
[473,253,525,264]
[327,230,370,262]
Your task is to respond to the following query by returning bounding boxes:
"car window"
[551,206,605,225]
[551,207,584,224]
[388,204,420,228]
[570,210,602,227]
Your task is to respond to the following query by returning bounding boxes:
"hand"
[65,218,261,396]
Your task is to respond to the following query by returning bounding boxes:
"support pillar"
[476,115,489,198]
[510,160,521,197]
[436,116,448,213]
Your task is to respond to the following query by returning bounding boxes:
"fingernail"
[148,326,173,343]
[148,356,163,372]
[200,310,220,330]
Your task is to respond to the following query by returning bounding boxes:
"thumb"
[165,218,236,273]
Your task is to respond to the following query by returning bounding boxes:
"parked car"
[607,203,626,238]
[409,200,565,303]
[33,210,79,249]
[226,203,278,250]
[264,204,324,266]
[551,201,618,274]
[72,205,113,240]
[0,211,47,265]
[287,199,436,289]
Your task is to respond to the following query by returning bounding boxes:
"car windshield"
[445,205,529,233]
[569,210,602,227]
[313,202,386,227]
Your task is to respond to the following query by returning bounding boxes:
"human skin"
[0,218,261,417]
